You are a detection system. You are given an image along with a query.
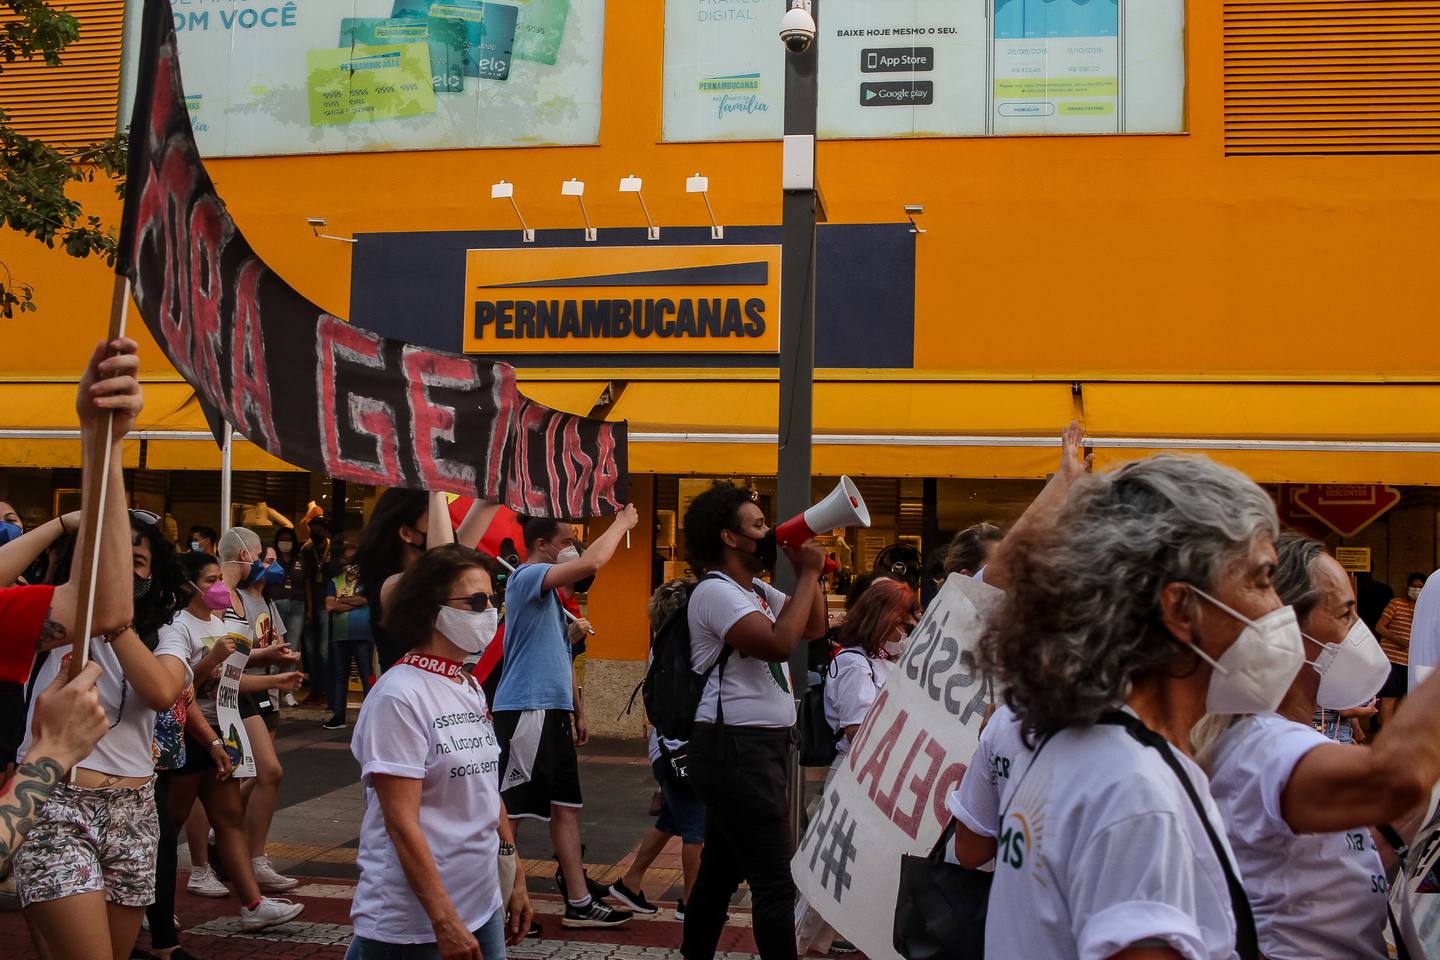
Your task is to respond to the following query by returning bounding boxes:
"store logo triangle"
[865,88,877,100]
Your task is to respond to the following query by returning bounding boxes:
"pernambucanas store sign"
[462,245,781,354]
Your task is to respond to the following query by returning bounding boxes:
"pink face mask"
[194,581,231,611]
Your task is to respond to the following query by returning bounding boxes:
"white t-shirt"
[824,647,892,753]
[351,661,503,943]
[948,704,1027,838]
[986,714,1242,960]
[160,609,231,725]
[1410,569,1440,692]
[689,573,793,728]
[1207,713,1388,959]
[21,630,192,779]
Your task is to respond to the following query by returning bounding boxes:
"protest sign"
[793,574,1000,960]
[1393,782,1440,958]
[215,630,256,779]
[117,0,629,520]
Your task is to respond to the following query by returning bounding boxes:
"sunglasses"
[130,509,161,526]
[447,592,496,612]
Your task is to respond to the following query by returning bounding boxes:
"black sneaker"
[607,879,657,914]
[322,715,346,730]
[526,920,543,939]
[563,900,633,928]
[675,898,686,921]
[553,865,610,903]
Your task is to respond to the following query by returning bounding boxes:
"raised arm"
[720,538,828,662]
[427,492,455,549]
[455,499,503,550]
[983,421,1092,591]
[540,503,639,592]
[0,512,78,588]
[50,339,143,641]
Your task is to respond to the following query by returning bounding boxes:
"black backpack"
[641,573,732,743]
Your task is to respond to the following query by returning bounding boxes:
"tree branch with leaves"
[0,0,127,318]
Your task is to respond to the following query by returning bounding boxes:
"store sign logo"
[861,47,934,73]
[860,81,933,106]
[462,245,782,355]
[698,73,761,92]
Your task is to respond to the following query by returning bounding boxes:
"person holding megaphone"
[679,482,829,960]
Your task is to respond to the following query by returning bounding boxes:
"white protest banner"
[793,573,1001,960]
[215,630,257,778]
[1393,782,1440,958]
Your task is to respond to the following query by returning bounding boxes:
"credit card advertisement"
[662,0,1183,142]
[170,0,603,156]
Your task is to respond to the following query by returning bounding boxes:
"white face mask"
[883,626,910,658]
[1410,586,1423,601]
[556,545,580,564]
[1188,586,1305,715]
[435,605,499,654]
[1304,618,1391,710]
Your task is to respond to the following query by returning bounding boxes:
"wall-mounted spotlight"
[686,174,724,240]
[620,175,660,241]
[491,180,535,242]
[561,179,597,242]
[305,217,357,243]
[904,204,926,234]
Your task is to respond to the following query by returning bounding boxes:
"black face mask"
[731,528,778,569]
[133,573,153,600]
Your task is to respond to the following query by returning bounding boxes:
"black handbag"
[893,818,991,960]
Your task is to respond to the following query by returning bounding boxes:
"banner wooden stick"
[68,274,130,679]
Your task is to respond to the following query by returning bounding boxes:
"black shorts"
[0,682,27,768]
[493,709,582,819]
[1380,661,1409,699]
[177,734,216,775]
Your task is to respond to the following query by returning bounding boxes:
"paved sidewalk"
[0,715,826,957]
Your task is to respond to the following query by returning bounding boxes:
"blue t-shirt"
[493,563,573,711]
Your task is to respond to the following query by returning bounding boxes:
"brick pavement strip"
[0,880,761,960]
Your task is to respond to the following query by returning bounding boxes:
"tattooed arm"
[36,605,68,651]
[0,660,106,866]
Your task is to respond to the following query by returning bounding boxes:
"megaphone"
[776,476,870,575]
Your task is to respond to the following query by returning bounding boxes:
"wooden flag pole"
[68,273,131,679]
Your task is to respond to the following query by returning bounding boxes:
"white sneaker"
[187,863,229,898]
[282,693,298,707]
[252,856,299,892]
[240,896,305,932]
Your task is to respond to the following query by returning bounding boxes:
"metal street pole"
[776,0,819,847]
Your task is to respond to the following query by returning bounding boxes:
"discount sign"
[793,574,1001,960]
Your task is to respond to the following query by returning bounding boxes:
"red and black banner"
[116,0,628,517]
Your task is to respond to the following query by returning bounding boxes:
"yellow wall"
[5,0,1438,383]
[582,474,654,662]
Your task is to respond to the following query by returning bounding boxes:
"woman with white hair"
[977,454,1301,960]
[1196,533,1440,959]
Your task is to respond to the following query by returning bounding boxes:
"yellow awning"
[0,382,302,471]
[607,380,1440,484]
[512,380,609,416]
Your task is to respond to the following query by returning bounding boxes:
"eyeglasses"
[447,593,495,612]
[130,509,161,526]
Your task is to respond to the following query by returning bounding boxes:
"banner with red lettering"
[115,0,628,517]
[793,574,1000,960]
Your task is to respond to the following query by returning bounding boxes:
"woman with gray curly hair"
[977,454,1305,960]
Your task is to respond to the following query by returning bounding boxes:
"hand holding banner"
[793,574,1001,960]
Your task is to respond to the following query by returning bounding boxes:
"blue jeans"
[329,639,374,718]
[344,907,506,959]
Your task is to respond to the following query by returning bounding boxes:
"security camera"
[780,2,815,54]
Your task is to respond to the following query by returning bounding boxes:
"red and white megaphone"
[776,476,870,575]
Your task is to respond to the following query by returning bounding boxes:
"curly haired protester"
[976,453,1297,960]
[348,544,532,960]
[1194,533,1440,959]
[679,482,827,960]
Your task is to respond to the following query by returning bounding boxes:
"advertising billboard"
[168,0,605,156]
[662,0,1184,142]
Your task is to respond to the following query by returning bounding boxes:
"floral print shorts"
[12,779,159,907]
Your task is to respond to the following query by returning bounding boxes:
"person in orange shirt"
[1376,572,1427,727]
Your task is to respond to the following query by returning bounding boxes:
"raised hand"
[1057,420,1094,482]
[77,338,144,440]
